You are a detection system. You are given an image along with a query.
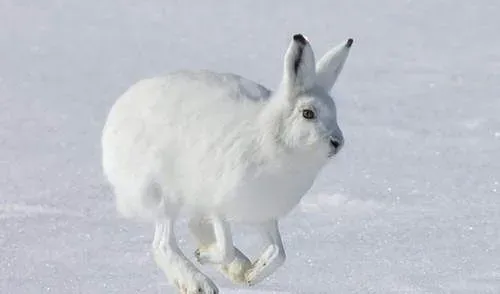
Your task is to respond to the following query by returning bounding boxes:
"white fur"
[102,34,353,293]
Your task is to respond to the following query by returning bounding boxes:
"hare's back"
[119,70,271,127]
[129,70,271,139]
[105,70,271,133]
[163,70,271,103]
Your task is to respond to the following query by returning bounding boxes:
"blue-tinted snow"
[1,0,499,293]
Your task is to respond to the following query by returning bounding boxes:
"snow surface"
[1,0,500,293]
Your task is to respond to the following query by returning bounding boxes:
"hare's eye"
[302,109,315,120]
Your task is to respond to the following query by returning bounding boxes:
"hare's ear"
[280,34,316,96]
[315,38,353,92]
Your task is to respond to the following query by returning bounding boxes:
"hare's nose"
[329,136,344,154]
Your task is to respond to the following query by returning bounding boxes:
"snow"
[1,0,499,293]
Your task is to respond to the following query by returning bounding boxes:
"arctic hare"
[102,34,353,293]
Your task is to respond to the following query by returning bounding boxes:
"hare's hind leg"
[189,216,252,284]
[153,215,218,294]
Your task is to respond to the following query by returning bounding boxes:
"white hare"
[101,34,353,293]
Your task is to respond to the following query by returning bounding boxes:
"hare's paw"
[196,245,251,285]
[183,272,219,294]
[171,276,218,294]
[194,247,209,264]
[154,248,218,294]
[245,244,285,286]
[217,248,252,284]
[169,268,219,294]
[194,246,224,265]
[194,242,235,265]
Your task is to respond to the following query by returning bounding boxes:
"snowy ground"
[1,1,500,293]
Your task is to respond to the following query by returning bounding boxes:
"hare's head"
[265,34,353,158]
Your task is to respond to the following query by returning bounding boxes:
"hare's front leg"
[245,220,286,286]
[192,215,235,264]
[153,218,218,294]
[189,216,252,284]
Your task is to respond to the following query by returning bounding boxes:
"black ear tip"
[293,34,307,45]
[346,38,354,48]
